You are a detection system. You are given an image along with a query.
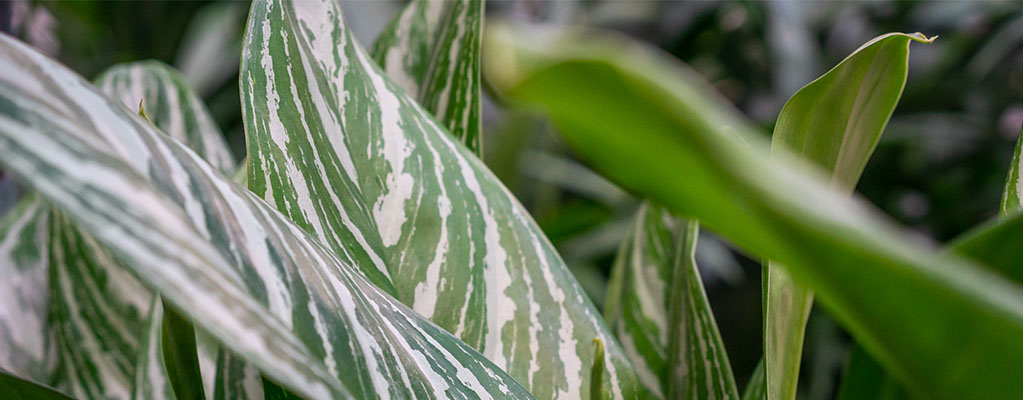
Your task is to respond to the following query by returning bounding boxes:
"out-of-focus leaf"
[0,194,53,383]
[741,359,765,400]
[834,347,907,400]
[0,34,534,400]
[485,23,1023,400]
[133,298,177,400]
[372,0,485,154]
[764,33,926,400]
[604,204,738,398]
[0,369,73,400]
[241,1,643,398]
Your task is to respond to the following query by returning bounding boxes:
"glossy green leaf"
[372,0,484,155]
[0,194,53,383]
[485,24,1023,400]
[240,0,643,398]
[0,369,73,400]
[764,33,928,400]
[604,204,738,399]
[0,34,533,400]
[160,302,205,400]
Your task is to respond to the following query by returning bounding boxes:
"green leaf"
[372,0,485,155]
[0,194,54,383]
[741,359,765,400]
[240,0,644,398]
[764,32,928,400]
[835,346,907,400]
[0,369,73,400]
[604,204,738,399]
[948,124,1023,284]
[0,34,534,400]
[1000,124,1023,214]
[160,301,205,400]
[485,24,1023,400]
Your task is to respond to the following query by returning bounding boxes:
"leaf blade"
[485,24,1023,400]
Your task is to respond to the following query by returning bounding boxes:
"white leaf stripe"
[241,0,643,398]
[95,61,235,173]
[0,34,533,400]
[0,195,54,384]
[49,210,152,400]
[606,204,738,399]
[372,0,484,155]
[132,298,177,400]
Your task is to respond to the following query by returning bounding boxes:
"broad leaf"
[764,33,929,400]
[834,346,906,400]
[240,0,643,398]
[372,0,485,155]
[485,24,1023,399]
[604,204,738,399]
[0,194,53,383]
[0,33,533,400]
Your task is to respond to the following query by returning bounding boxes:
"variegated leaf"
[763,33,931,400]
[0,33,534,400]
[133,298,177,400]
[0,194,54,383]
[48,210,152,399]
[605,203,738,399]
[95,61,236,174]
[240,0,643,398]
[372,0,484,155]
[1001,124,1023,215]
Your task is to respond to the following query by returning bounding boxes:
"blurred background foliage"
[1,1,1020,399]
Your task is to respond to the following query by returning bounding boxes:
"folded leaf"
[0,33,533,400]
[241,1,643,398]
[372,0,485,155]
[604,204,738,399]
[764,33,929,400]
[485,24,1023,400]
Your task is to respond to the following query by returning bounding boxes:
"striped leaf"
[0,33,533,400]
[1001,124,1023,214]
[763,33,930,400]
[95,61,236,174]
[372,0,484,155]
[604,204,738,399]
[240,0,643,398]
[133,298,178,400]
[485,24,1023,399]
[0,194,54,383]
[48,209,152,399]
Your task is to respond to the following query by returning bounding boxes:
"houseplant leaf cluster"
[1,1,1021,399]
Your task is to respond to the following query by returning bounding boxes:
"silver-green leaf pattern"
[371,0,484,155]
[605,203,738,399]
[764,33,931,400]
[0,194,54,384]
[240,0,643,398]
[133,297,177,400]
[0,33,534,400]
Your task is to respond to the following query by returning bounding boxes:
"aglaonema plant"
[0,0,1021,400]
